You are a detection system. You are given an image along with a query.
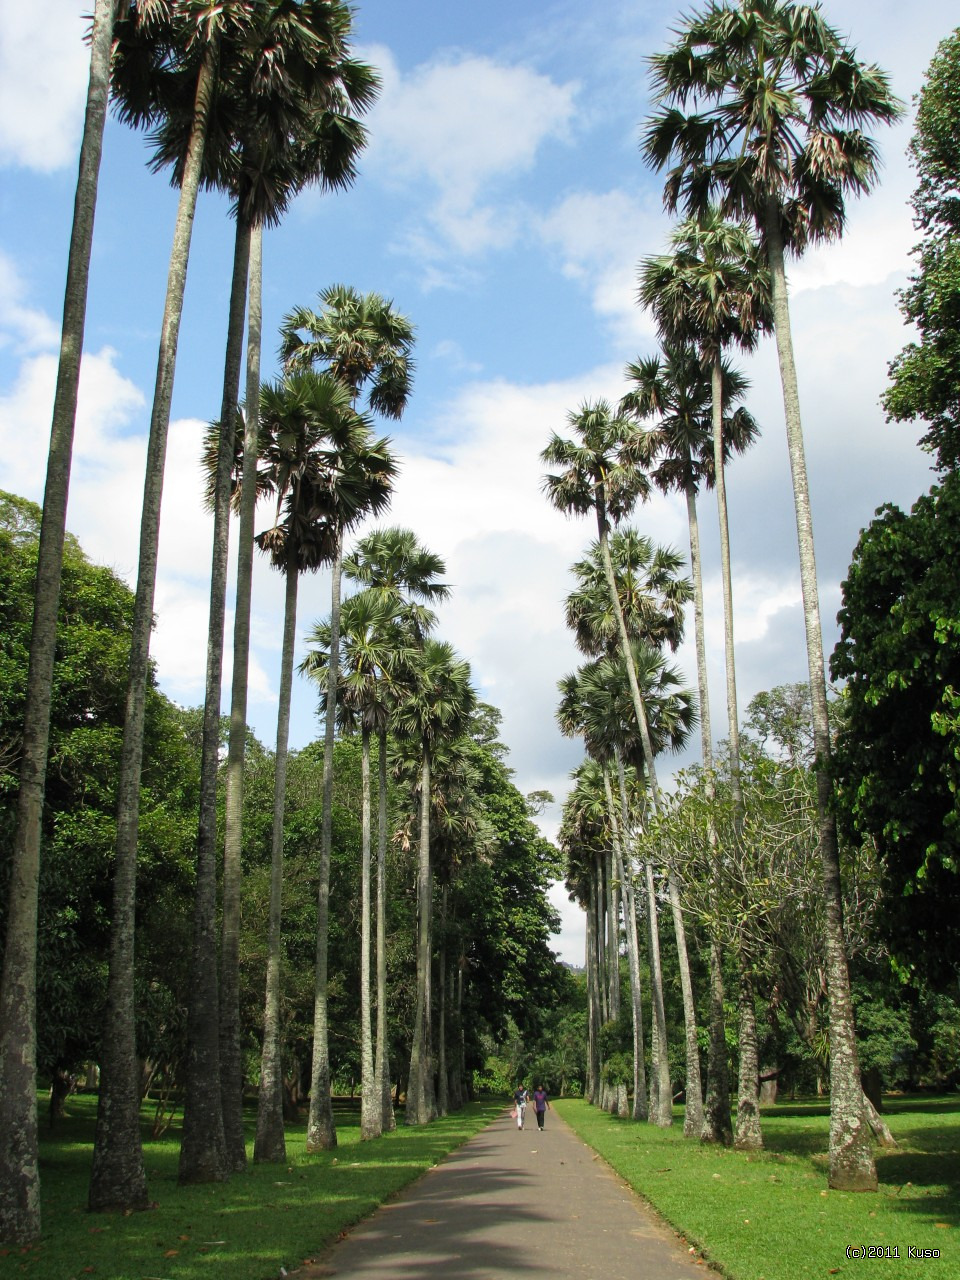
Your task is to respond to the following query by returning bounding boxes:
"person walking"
[513,1084,528,1130]
[533,1084,549,1130]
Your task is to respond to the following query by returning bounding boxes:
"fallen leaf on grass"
[163,1250,178,1258]
[934,1223,951,1229]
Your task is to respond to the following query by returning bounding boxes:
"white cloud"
[537,188,673,354]
[0,0,91,172]
[0,253,61,353]
[361,45,579,257]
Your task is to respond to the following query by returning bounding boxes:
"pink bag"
[510,1106,517,1119]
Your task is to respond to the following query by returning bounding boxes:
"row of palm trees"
[0,0,435,1244]
[547,0,904,1193]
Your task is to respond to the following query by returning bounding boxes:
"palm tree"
[620,340,758,1143]
[343,527,450,1128]
[251,369,379,1160]
[542,404,665,785]
[0,0,118,1245]
[89,0,257,1212]
[280,284,416,415]
[392,641,476,1125]
[557,666,648,1120]
[563,536,700,1130]
[637,214,767,819]
[301,591,412,1140]
[278,290,412,1151]
[207,0,378,1174]
[643,0,903,1190]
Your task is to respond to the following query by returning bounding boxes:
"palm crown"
[280,283,416,417]
[643,0,904,249]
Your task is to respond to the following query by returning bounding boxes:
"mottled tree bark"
[0,0,116,1244]
[254,551,298,1163]
[307,539,343,1152]
[765,196,876,1191]
[91,39,217,1214]
[359,727,381,1138]
[406,747,437,1124]
[375,731,396,1131]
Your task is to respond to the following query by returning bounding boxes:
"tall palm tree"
[637,214,767,819]
[89,0,257,1212]
[542,404,665,789]
[557,666,648,1120]
[392,641,476,1125]
[301,591,412,1140]
[620,341,758,1142]
[251,369,378,1161]
[0,0,118,1245]
[643,0,903,1190]
[343,527,449,1128]
[206,0,378,1174]
[563,535,700,1130]
[163,0,375,1186]
[279,290,412,1152]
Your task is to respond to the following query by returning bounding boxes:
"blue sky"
[0,0,954,960]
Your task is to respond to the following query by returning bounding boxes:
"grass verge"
[3,1094,502,1280]
[554,1096,958,1280]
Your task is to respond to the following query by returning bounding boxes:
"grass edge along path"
[554,1096,957,1280]
[4,1095,503,1280]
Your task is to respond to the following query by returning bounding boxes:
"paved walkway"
[300,1108,710,1280]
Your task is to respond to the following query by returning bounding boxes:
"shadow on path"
[292,1110,710,1279]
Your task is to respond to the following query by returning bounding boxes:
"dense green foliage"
[883,28,960,470]
[1,493,569,1123]
[0,493,198,1091]
[832,477,960,986]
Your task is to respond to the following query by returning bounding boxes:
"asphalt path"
[296,1107,712,1280]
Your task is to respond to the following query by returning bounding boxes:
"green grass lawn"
[554,1095,959,1280]
[3,1095,502,1280]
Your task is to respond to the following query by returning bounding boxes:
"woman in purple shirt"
[532,1085,549,1130]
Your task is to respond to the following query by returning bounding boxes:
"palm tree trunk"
[180,215,252,1187]
[596,517,662,807]
[221,221,262,1169]
[734,952,762,1150]
[307,537,344,1153]
[359,726,381,1139]
[584,878,601,1104]
[643,856,673,1126]
[596,509,701,1125]
[436,886,450,1118]
[254,549,298,1163]
[764,195,876,1192]
[407,745,436,1124]
[0,0,116,1244]
[682,481,732,1144]
[609,757,648,1120]
[596,851,610,1030]
[665,864,702,1135]
[711,358,744,811]
[376,729,395,1131]
[606,845,620,1024]
[89,39,217,1214]
[701,937,733,1145]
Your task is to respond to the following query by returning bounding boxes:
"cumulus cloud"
[0,0,91,172]
[360,45,579,259]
